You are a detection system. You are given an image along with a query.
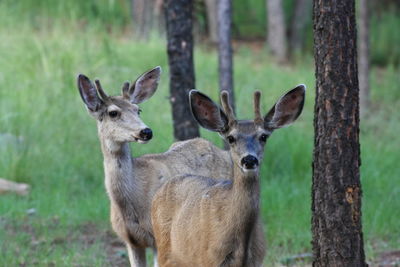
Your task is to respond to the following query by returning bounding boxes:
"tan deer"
[77,67,234,267]
[151,86,306,267]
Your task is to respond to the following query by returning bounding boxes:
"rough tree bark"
[289,0,312,53]
[218,0,235,113]
[312,0,367,266]
[266,0,288,63]
[164,0,200,140]
[358,0,370,117]
[205,0,218,43]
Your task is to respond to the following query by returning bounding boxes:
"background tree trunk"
[205,0,218,43]
[218,0,235,149]
[289,0,312,53]
[154,0,166,36]
[312,1,367,266]
[131,0,153,39]
[358,0,370,117]
[164,0,200,140]
[266,0,287,63]
[132,0,165,39]
[218,0,235,113]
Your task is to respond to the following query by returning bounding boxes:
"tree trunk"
[132,0,165,39]
[218,0,235,113]
[205,0,218,43]
[131,0,153,40]
[289,0,311,53]
[266,0,288,63]
[164,0,200,141]
[218,0,235,149]
[312,1,367,266]
[358,0,370,117]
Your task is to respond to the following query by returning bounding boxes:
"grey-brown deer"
[77,67,233,267]
[151,86,305,267]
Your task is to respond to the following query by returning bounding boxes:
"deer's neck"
[229,163,260,228]
[99,138,139,204]
[232,163,260,198]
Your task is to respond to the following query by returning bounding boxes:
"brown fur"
[78,68,237,267]
[152,87,305,267]
[152,123,267,267]
[102,137,233,247]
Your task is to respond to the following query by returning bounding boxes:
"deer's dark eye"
[259,134,268,142]
[227,135,236,144]
[108,110,119,118]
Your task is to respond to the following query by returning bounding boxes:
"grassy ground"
[0,5,399,267]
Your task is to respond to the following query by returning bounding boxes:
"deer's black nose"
[241,155,259,169]
[139,128,153,141]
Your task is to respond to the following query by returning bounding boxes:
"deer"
[77,67,235,267]
[151,85,306,267]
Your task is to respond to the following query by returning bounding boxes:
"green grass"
[369,9,400,66]
[0,3,399,266]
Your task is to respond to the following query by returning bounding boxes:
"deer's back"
[110,138,232,250]
[149,138,232,179]
[131,137,232,206]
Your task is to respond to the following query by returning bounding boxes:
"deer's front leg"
[153,249,159,267]
[126,243,146,267]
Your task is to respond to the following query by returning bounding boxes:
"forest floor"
[2,217,129,267]
[2,215,399,267]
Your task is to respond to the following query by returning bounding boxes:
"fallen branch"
[0,178,30,196]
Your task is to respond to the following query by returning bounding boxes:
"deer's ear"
[189,90,229,132]
[129,66,161,104]
[264,84,306,130]
[77,74,104,112]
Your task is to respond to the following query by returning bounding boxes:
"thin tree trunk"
[131,0,143,33]
[154,0,165,36]
[218,0,235,112]
[132,0,152,39]
[132,0,166,39]
[218,0,235,149]
[164,0,200,140]
[289,0,311,53]
[358,0,370,117]
[205,0,218,43]
[312,0,367,266]
[266,0,287,63]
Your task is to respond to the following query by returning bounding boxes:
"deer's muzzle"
[241,155,259,170]
[139,128,153,141]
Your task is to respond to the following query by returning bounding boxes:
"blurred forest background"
[0,0,399,266]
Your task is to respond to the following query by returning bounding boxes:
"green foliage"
[232,0,266,38]
[370,10,400,66]
[1,0,398,65]
[0,1,399,265]
[232,0,399,66]
[0,0,130,29]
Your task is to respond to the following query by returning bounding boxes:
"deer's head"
[190,85,305,173]
[77,67,161,144]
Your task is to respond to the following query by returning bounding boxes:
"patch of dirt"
[280,251,400,267]
[75,223,129,267]
[371,250,400,267]
[2,217,129,266]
